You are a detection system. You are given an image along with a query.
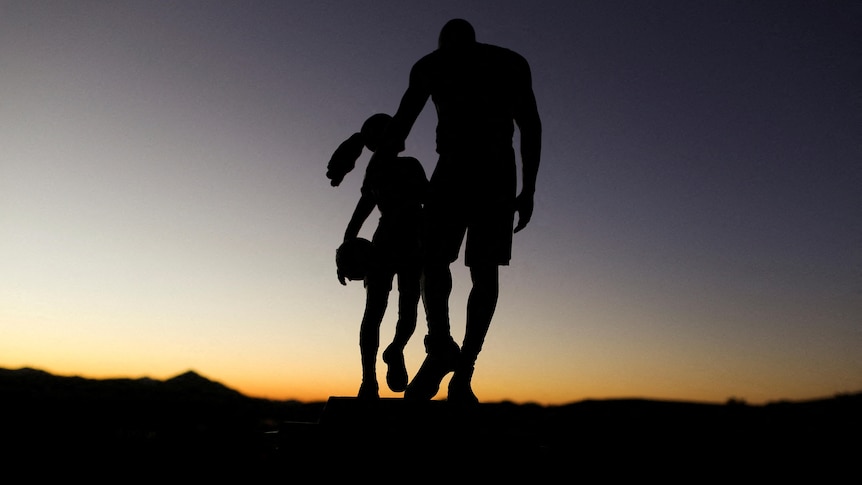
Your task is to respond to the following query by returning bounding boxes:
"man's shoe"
[447,373,479,405]
[382,345,408,392]
[404,336,460,401]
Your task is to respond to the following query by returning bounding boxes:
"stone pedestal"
[273,396,545,476]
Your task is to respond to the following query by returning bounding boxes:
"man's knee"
[470,264,499,287]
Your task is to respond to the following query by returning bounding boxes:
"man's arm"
[374,60,432,159]
[513,60,542,233]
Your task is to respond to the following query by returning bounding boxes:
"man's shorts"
[422,149,517,267]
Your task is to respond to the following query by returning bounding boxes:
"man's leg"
[420,258,452,338]
[404,258,461,400]
[448,263,499,404]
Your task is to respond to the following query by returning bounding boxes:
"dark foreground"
[1,368,858,481]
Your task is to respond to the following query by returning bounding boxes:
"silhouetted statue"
[371,19,542,404]
[328,113,429,400]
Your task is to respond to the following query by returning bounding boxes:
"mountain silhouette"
[160,369,251,404]
[0,366,322,478]
[164,369,238,393]
[1,366,857,480]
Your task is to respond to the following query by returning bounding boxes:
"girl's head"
[326,113,392,187]
[360,113,392,152]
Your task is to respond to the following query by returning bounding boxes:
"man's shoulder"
[413,48,441,64]
[479,43,525,60]
[478,42,513,53]
[396,156,428,177]
[397,155,425,169]
[411,43,529,76]
[419,43,526,61]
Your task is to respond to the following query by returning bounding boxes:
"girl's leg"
[382,266,421,392]
[358,274,392,399]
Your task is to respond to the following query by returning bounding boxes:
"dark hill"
[1,367,857,480]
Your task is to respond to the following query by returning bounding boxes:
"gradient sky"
[2,0,860,405]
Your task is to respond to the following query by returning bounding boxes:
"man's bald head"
[438,19,476,50]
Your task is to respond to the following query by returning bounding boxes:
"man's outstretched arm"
[374,61,432,159]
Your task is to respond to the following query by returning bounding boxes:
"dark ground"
[1,367,858,481]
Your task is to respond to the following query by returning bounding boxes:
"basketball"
[336,238,373,281]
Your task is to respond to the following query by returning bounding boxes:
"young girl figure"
[327,113,428,400]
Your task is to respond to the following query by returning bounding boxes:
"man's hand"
[326,133,364,187]
[514,192,534,233]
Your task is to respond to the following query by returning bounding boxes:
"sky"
[2,0,860,406]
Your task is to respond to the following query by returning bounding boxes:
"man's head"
[438,18,476,51]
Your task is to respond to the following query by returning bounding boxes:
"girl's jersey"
[361,156,428,266]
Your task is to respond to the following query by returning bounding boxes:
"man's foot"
[404,336,460,401]
[382,345,408,392]
[357,380,379,400]
[447,373,479,405]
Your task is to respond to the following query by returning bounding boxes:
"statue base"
[272,396,547,474]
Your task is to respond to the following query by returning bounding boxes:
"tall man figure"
[374,18,542,404]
